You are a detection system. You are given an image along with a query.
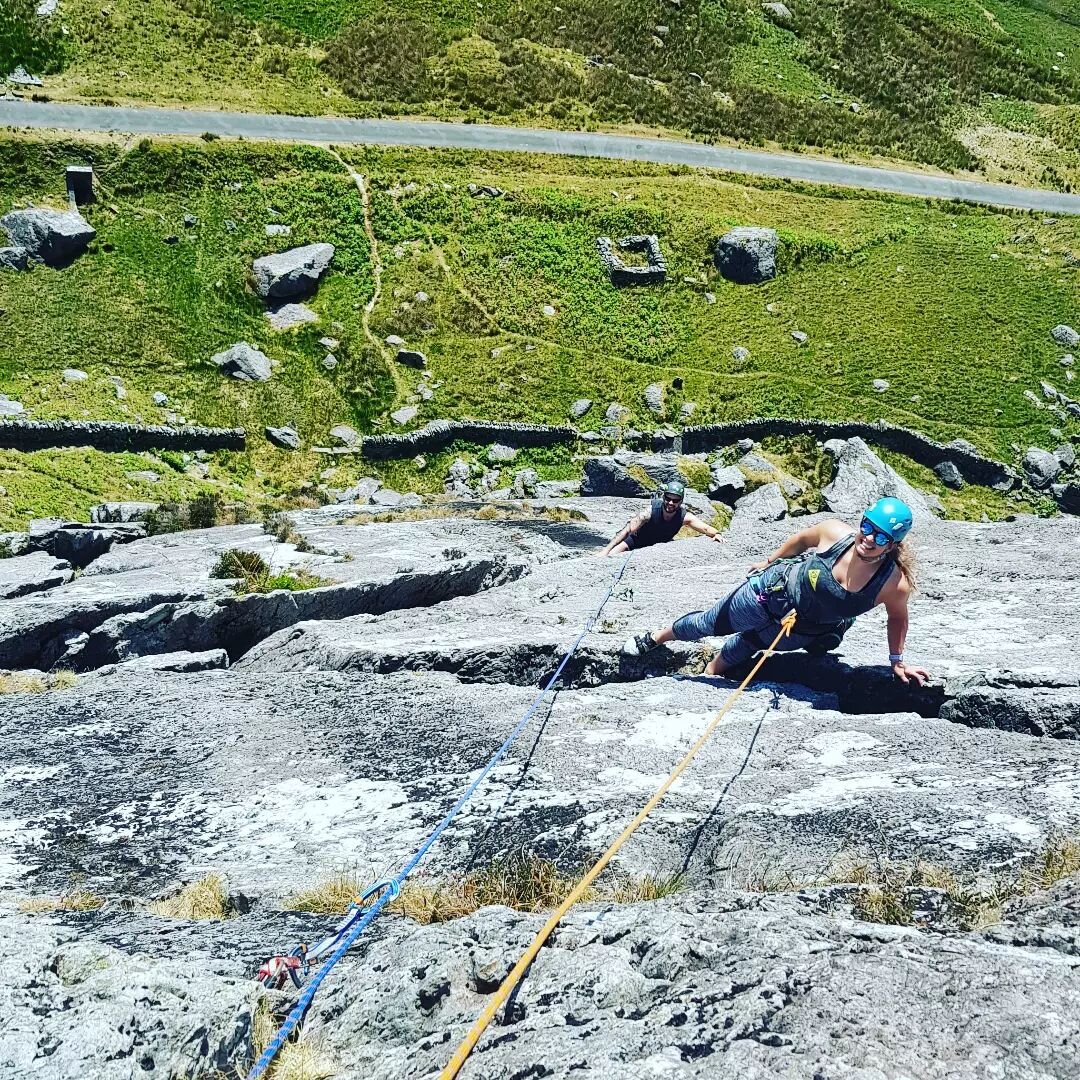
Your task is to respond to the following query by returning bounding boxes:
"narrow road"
[3,100,1080,214]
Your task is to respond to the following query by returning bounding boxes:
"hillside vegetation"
[0,133,1077,528]
[5,0,1079,188]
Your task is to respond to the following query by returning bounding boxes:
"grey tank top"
[782,533,897,625]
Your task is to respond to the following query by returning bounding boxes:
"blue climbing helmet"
[863,497,913,542]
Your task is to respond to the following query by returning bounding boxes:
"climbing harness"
[246,552,633,1080]
[437,610,798,1080]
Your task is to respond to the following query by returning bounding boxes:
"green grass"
[1,134,1077,527]
[14,0,1080,184]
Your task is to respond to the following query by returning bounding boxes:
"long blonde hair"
[893,541,917,590]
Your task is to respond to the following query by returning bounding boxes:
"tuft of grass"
[210,549,332,595]
[285,853,685,925]
[0,670,78,694]
[147,873,232,920]
[1020,836,1080,892]
[19,888,106,914]
[248,1000,337,1080]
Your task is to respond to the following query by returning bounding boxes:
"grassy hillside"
[9,0,1080,188]
[0,133,1077,528]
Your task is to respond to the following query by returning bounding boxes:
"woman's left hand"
[892,661,931,685]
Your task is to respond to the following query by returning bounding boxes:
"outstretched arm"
[748,521,833,572]
[882,576,930,685]
[683,513,723,543]
[602,512,648,556]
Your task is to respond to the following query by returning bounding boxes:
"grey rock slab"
[0,550,73,599]
[0,207,95,266]
[709,463,747,502]
[1051,324,1079,349]
[211,342,273,382]
[329,423,360,447]
[395,348,427,368]
[1054,443,1076,469]
[821,437,933,522]
[934,460,966,489]
[1023,447,1061,488]
[486,443,517,464]
[251,242,334,301]
[265,301,317,330]
[533,480,580,498]
[570,398,593,419]
[0,396,26,415]
[581,456,653,498]
[90,501,159,524]
[732,481,787,524]
[0,911,261,1080]
[714,225,778,284]
[390,405,419,426]
[644,382,664,414]
[264,425,300,450]
[0,245,28,270]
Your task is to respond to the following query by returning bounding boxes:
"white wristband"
[889,653,903,664]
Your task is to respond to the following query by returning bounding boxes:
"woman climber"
[621,497,931,685]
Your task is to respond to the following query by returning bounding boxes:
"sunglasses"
[662,495,683,505]
[859,517,894,547]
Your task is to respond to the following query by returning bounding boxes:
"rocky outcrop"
[0,207,95,267]
[822,437,934,521]
[251,243,334,301]
[714,226,778,284]
[0,550,72,599]
[4,499,1080,1080]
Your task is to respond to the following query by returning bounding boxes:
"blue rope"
[246,553,632,1080]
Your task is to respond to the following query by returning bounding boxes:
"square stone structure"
[66,166,94,206]
[596,234,667,286]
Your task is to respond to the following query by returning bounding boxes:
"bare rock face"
[3,496,1080,1080]
[211,342,273,382]
[0,207,95,267]
[715,226,778,284]
[251,243,334,301]
[821,437,933,521]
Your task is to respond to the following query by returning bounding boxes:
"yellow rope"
[438,610,798,1080]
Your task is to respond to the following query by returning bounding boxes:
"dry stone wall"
[0,420,246,453]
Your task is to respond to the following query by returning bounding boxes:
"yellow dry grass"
[285,853,683,924]
[0,670,78,694]
[147,873,231,920]
[250,1002,337,1080]
[18,888,105,914]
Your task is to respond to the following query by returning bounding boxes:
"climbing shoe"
[622,633,658,657]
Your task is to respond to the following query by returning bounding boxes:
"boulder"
[152,391,169,406]
[370,489,404,509]
[62,368,88,383]
[533,480,580,498]
[512,467,540,498]
[329,424,360,448]
[396,349,427,369]
[1050,324,1079,349]
[644,383,664,414]
[731,346,750,363]
[732,481,787,523]
[872,378,890,393]
[1054,443,1076,470]
[0,246,28,271]
[0,396,26,416]
[0,551,73,600]
[679,402,696,419]
[487,444,518,464]
[821,438,933,522]
[714,226,778,285]
[570,398,593,419]
[0,207,95,267]
[265,426,301,450]
[251,242,334,301]
[1059,483,1080,514]
[334,477,382,504]
[1022,448,1060,489]
[211,343,272,382]
[791,330,808,345]
[266,302,318,331]
[709,463,748,502]
[390,405,419,426]
[0,532,30,556]
[762,0,793,20]
[933,461,965,489]
[90,503,159,524]
[946,438,980,456]
[605,402,631,425]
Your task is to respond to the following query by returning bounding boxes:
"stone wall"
[361,419,576,460]
[679,418,1015,488]
[596,235,667,286]
[0,420,246,453]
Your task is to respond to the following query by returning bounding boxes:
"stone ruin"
[596,234,667,286]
